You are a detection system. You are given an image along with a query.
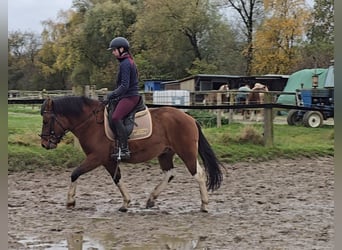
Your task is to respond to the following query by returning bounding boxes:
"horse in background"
[247,83,269,121]
[203,84,230,106]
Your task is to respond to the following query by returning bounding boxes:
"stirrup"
[111,147,131,160]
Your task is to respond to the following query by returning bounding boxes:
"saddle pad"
[104,107,153,141]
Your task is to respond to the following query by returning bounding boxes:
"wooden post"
[229,92,235,123]
[216,92,222,127]
[263,92,274,147]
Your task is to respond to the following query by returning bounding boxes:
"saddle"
[104,97,152,141]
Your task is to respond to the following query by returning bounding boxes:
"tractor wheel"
[303,111,324,128]
[287,109,302,126]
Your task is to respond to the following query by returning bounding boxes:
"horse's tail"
[196,121,223,191]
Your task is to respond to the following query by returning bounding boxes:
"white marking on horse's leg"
[116,181,131,212]
[146,169,174,208]
[194,160,209,212]
[66,181,77,208]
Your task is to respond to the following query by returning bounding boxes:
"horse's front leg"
[66,156,101,208]
[66,181,77,208]
[104,163,131,212]
[146,152,175,209]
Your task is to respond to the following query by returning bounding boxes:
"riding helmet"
[107,37,130,51]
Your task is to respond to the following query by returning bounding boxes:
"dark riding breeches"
[111,96,140,122]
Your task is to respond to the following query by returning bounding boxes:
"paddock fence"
[8,87,333,147]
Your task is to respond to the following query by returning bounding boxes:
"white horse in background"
[203,84,230,106]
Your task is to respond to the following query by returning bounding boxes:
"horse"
[39,96,223,213]
[203,84,229,106]
[247,83,269,121]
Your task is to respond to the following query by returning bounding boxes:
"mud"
[8,157,334,249]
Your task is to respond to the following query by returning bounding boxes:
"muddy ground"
[8,156,334,250]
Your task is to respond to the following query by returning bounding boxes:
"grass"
[204,123,334,163]
[8,104,334,172]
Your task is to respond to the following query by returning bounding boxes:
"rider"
[235,83,251,104]
[106,36,140,160]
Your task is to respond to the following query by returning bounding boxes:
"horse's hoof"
[118,206,128,212]
[146,199,155,208]
[200,208,209,213]
[200,204,208,213]
[66,201,75,209]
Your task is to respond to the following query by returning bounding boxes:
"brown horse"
[40,96,223,212]
[247,83,269,121]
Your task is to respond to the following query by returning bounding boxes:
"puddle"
[146,234,203,250]
[18,233,106,250]
[18,232,205,250]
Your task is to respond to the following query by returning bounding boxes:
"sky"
[8,0,315,34]
[8,0,73,33]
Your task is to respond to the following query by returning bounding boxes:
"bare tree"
[217,0,264,75]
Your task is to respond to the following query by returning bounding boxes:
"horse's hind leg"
[104,163,131,212]
[178,151,209,212]
[146,151,175,209]
[193,160,209,212]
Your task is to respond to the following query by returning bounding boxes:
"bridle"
[39,100,104,145]
[39,110,69,144]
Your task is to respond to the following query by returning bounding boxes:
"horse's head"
[39,96,105,149]
[39,97,68,149]
[219,84,230,100]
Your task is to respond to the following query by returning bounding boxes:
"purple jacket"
[108,54,139,99]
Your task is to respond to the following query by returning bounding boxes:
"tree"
[65,0,138,88]
[300,0,334,68]
[308,0,334,44]
[8,31,43,90]
[251,0,311,74]
[219,0,265,75]
[132,0,243,80]
[36,0,139,89]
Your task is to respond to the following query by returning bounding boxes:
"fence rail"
[8,89,332,147]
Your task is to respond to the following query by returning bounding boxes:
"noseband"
[39,110,69,144]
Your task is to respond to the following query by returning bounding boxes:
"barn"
[160,74,288,92]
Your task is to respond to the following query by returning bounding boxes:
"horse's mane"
[41,96,97,116]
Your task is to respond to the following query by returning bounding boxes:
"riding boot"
[112,120,131,160]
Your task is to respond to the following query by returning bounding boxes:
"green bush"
[186,110,229,127]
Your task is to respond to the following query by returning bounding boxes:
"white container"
[153,90,190,111]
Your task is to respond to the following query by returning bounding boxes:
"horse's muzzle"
[41,141,57,150]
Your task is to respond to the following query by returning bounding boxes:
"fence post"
[216,92,222,127]
[263,92,274,147]
[229,92,235,123]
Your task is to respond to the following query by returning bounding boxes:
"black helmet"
[107,37,130,51]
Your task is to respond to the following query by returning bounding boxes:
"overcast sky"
[8,0,315,34]
[8,0,73,33]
